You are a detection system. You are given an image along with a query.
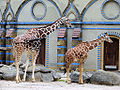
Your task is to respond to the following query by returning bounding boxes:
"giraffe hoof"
[67,81,71,84]
[32,79,35,82]
[79,81,83,84]
[66,79,71,84]
[16,79,21,83]
[16,80,20,83]
[22,79,25,82]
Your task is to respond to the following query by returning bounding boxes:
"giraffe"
[13,16,72,83]
[65,33,113,84]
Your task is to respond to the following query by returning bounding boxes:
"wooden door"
[36,38,46,66]
[104,38,119,70]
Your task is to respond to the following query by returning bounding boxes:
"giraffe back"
[65,42,89,64]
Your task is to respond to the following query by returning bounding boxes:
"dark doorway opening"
[36,38,46,66]
[104,37,119,71]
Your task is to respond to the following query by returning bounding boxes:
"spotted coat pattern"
[65,33,113,84]
[13,16,72,83]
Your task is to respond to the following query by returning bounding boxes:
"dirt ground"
[0,80,120,90]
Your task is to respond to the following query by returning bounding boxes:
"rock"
[10,62,24,67]
[0,65,23,80]
[40,73,54,82]
[26,72,42,82]
[0,64,61,82]
[0,64,4,67]
[90,70,120,85]
[26,64,53,73]
[115,71,120,76]
[26,65,61,82]
[52,72,61,80]
[45,68,61,80]
[70,71,79,83]
[26,71,56,82]
[0,73,3,80]
[70,71,93,83]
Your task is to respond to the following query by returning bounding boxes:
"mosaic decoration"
[72,28,81,37]
[97,32,120,70]
[0,0,120,69]
[31,0,47,20]
[57,37,67,67]
[0,1,16,65]
[58,28,66,38]
[72,38,81,46]
[0,29,4,37]
[45,35,49,68]
[101,0,120,20]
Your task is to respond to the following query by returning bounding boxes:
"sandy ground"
[0,80,120,90]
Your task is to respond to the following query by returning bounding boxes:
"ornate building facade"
[0,0,120,71]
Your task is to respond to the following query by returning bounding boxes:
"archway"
[104,37,119,70]
[36,38,46,65]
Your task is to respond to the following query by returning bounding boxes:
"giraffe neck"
[46,18,62,33]
[88,37,105,50]
[39,18,63,38]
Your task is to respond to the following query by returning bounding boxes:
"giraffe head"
[60,16,72,28]
[102,33,113,43]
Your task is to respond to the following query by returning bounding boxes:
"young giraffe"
[13,16,72,83]
[65,33,113,84]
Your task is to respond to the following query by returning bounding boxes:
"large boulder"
[70,71,94,83]
[0,63,61,82]
[26,72,54,82]
[26,64,51,73]
[25,64,61,82]
[40,73,54,82]
[0,64,23,80]
[0,64,4,67]
[26,72,42,82]
[0,73,2,79]
[90,70,120,85]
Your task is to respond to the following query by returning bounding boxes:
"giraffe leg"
[79,60,83,84]
[22,52,30,82]
[66,64,71,84]
[15,53,21,83]
[16,62,20,83]
[31,51,39,82]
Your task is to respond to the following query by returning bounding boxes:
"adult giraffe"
[13,16,72,83]
[65,33,113,84]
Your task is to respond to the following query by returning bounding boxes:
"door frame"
[36,38,46,66]
[101,36,120,71]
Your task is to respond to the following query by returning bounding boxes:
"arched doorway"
[36,38,46,66]
[104,37,119,71]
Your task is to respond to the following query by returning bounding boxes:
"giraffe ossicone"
[13,16,72,83]
[65,33,113,84]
